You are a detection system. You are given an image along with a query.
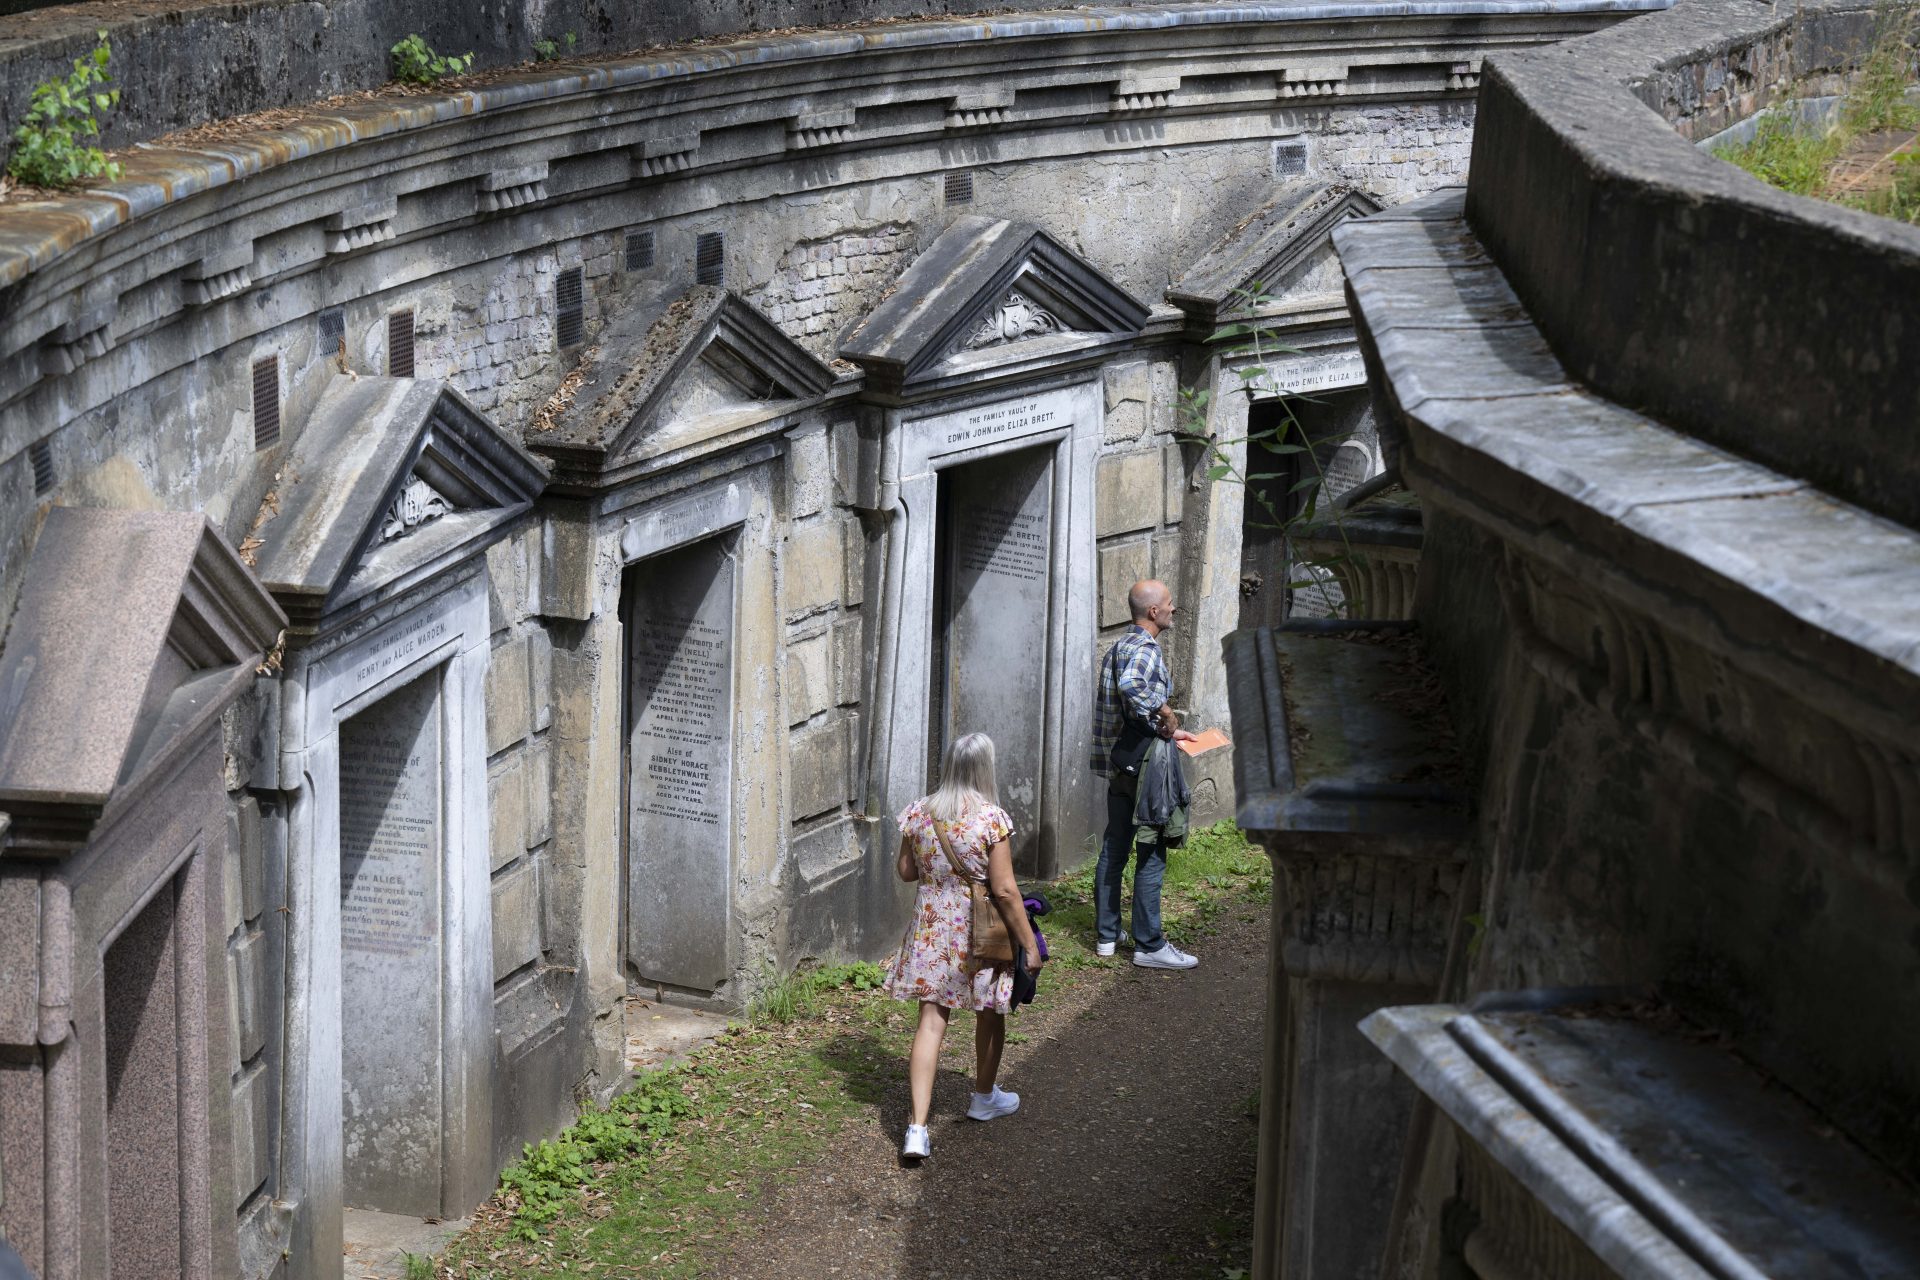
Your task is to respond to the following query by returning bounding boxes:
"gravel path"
[712,906,1268,1279]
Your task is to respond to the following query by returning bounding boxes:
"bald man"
[1088,578,1199,970]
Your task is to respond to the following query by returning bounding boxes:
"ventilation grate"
[556,267,586,348]
[625,229,656,272]
[317,307,346,361]
[944,170,974,204]
[28,439,54,496]
[1273,140,1309,177]
[388,309,416,377]
[694,232,725,286]
[252,356,281,450]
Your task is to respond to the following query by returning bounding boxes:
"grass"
[1716,11,1920,222]
[434,822,1268,1279]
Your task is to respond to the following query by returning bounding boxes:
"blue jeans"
[1095,783,1165,951]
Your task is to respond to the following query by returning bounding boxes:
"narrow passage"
[716,908,1267,1278]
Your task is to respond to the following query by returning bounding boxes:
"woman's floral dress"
[883,799,1016,1014]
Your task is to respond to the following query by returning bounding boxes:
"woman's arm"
[895,833,919,883]
[985,838,1044,973]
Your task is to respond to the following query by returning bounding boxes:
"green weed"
[400,1252,434,1280]
[391,34,474,85]
[6,32,121,189]
[748,960,886,1024]
[533,32,579,61]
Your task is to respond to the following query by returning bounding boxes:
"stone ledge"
[1461,0,1920,528]
[1338,189,1920,747]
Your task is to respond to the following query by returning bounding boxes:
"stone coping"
[1364,1000,1920,1275]
[0,0,1665,295]
[1223,618,1471,841]
[1461,0,1920,529]
[1337,188,1920,743]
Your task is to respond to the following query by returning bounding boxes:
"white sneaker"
[966,1085,1020,1121]
[902,1123,930,1158]
[1133,943,1199,971]
[1095,941,1116,958]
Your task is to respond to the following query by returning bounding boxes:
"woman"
[883,732,1045,1160]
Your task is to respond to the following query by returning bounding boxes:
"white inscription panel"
[903,384,1083,474]
[626,538,735,991]
[1252,349,1367,397]
[339,671,444,1215]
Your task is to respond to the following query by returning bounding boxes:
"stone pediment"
[252,377,546,633]
[1169,182,1383,329]
[530,283,835,483]
[0,508,286,853]
[839,216,1150,392]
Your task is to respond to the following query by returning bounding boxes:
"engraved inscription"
[631,610,729,827]
[957,501,1048,584]
[338,671,444,1214]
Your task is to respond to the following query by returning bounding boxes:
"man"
[1089,578,1198,970]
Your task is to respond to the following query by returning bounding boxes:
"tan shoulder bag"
[933,819,1014,966]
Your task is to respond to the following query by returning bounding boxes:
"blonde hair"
[926,732,998,822]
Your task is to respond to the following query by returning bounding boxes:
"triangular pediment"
[839,217,1150,390]
[252,376,547,633]
[0,508,285,853]
[1169,182,1383,328]
[529,283,835,482]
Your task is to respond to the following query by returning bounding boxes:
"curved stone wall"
[1462,0,1920,528]
[0,0,1652,617]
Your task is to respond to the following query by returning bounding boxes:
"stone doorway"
[103,867,197,1278]
[338,669,447,1217]
[622,534,738,998]
[929,443,1056,875]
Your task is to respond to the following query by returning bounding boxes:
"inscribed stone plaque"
[940,445,1054,864]
[626,538,735,992]
[339,672,444,1215]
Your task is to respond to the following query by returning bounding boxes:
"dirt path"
[711,906,1269,1279]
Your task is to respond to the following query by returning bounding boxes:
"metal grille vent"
[695,232,725,286]
[944,170,974,204]
[625,229,656,271]
[29,439,54,496]
[388,309,416,377]
[1274,140,1309,176]
[556,267,585,348]
[317,307,346,360]
[252,356,281,450]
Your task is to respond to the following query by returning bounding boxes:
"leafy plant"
[495,1067,701,1240]
[533,32,579,62]
[1176,282,1370,618]
[391,34,474,86]
[400,1251,435,1280]
[6,32,122,189]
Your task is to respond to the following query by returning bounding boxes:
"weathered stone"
[788,424,832,519]
[490,858,542,981]
[1097,449,1163,538]
[231,927,268,1061]
[1103,359,1152,442]
[488,752,528,872]
[231,1064,271,1209]
[526,739,553,848]
[1164,439,1187,525]
[788,629,833,725]
[529,626,554,733]
[1099,539,1153,628]
[834,615,865,707]
[789,717,849,820]
[485,634,532,756]
[786,517,843,619]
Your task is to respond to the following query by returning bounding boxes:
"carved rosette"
[964,290,1067,350]
[380,476,452,542]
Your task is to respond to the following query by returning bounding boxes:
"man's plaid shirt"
[1090,624,1169,776]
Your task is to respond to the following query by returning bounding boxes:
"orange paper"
[1176,727,1231,757]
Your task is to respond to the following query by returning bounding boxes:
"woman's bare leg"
[974,1008,1006,1094]
[908,1001,952,1126]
